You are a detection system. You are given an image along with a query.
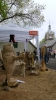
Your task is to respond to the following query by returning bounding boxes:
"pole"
[36,33,40,64]
[24,39,28,51]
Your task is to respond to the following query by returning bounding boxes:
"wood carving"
[2,43,25,88]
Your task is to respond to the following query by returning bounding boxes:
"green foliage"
[40,38,45,43]
[0,0,8,19]
[0,0,45,27]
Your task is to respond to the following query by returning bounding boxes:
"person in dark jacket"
[33,49,38,60]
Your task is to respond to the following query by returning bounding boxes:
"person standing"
[53,52,55,58]
[33,49,38,60]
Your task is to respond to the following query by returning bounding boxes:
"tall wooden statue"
[40,46,48,71]
[2,43,25,88]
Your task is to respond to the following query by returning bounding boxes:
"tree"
[0,0,8,20]
[40,38,45,43]
[0,0,45,27]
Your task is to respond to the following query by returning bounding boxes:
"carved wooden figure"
[2,43,25,88]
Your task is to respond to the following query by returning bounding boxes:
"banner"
[29,31,38,36]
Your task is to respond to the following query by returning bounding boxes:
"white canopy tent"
[0,22,40,63]
[0,22,34,42]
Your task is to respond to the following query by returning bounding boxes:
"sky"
[33,0,56,42]
[1,0,56,44]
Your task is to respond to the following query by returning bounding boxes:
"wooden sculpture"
[0,49,3,61]
[40,59,46,71]
[41,46,46,58]
[28,52,34,68]
[2,43,25,88]
[40,59,48,71]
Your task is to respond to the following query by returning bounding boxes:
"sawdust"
[0,66,56,100]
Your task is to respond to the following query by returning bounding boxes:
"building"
[40,23,56,52]
[45,23,55,44]
[0,41,36,53]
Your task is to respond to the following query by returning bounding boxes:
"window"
[13,42,18,48]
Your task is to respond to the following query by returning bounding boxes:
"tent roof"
[0,22,35,42]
